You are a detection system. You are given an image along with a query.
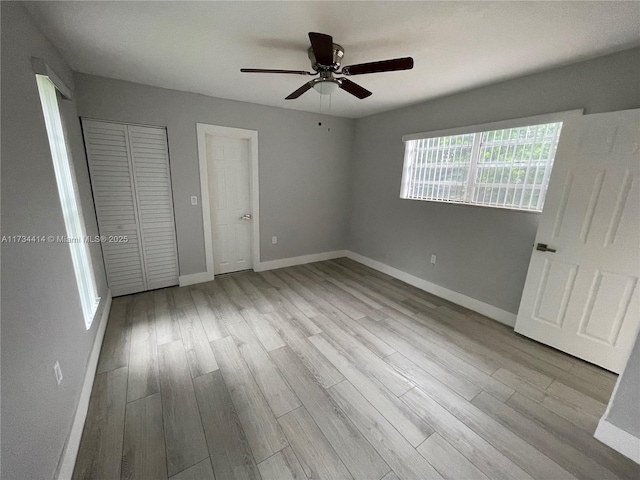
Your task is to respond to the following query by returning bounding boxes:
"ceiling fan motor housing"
[308,44,344,71]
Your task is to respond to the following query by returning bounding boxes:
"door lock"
[536,243,556,253]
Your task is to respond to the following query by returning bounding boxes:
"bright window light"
[400,122,563,212]
[36,74,100,328]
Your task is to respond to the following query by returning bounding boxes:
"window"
[36,74,100,328]
[400,120,565,212]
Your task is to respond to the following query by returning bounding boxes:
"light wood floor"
[73,258,639,480]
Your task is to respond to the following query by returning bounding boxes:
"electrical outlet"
[54,361,63,385]
[430,254,437,265]
[272,236,278,245]
[190,196,198,206]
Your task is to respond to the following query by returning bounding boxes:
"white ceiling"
[25,1,640,119]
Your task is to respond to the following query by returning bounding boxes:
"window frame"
[35,68,101,329]
[400,109,584,212]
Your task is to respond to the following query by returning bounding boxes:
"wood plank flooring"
[73,258,638,480]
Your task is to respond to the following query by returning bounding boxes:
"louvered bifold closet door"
[83,120,147,296]
[127,125,179,290]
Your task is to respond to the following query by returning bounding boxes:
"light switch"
[190,196,198,206]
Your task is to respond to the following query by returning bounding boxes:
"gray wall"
[1,3,110,479]
[73,74,355,275]
[348,48,640,315]
[605,332,640,438]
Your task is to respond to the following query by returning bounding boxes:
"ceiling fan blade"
[241,68,313,76]
[308,32,334,65]
[342,57,414,76]
[285,82,313,100]
[338,78,372,99]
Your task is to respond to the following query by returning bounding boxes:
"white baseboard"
[345,250,517,327]
[55,290,112,480]
[254,250,348,272]
[595,419,640,464]
[179,249,516,329]
[177,251,347,285]
[179,271,214,287]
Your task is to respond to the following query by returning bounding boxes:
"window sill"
[85,297,101,330]
[399,196,543,214]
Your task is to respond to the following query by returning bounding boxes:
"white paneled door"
[83,119,179,296]
[206,134,253,274]
[515,109,640,373]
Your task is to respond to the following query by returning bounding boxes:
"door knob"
[241,214,252,220]
[536,243,556,253]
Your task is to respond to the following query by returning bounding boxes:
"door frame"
[196,123,260,278]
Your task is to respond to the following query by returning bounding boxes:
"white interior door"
[206,134,253,274]
[515,109,640,373]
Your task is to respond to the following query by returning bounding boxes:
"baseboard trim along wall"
[179,271,215,287]
[55,291,112,480]
[253,250,348,272]
[594,419,640,464]
[178,248,516,327]
[179,251,348,284]
[345,251,517,327]
[257,249,517,326]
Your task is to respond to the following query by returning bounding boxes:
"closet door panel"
[127,125,179,290]
[83,120,147,296]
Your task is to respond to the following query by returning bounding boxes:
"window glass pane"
[400,121,563,212]
[403,133,475,202]
[36,74,100,328]
[473,123,562,210]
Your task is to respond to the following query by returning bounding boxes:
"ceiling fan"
[241,32,414,100]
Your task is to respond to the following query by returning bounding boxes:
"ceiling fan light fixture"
[313,79,339,95]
